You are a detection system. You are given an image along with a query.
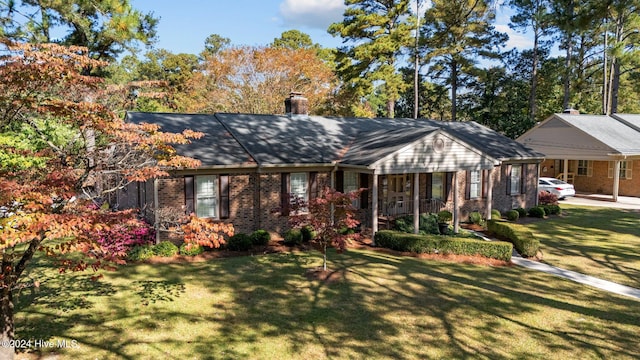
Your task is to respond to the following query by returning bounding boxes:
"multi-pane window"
[290,172,308,203]
[431,172,444,200]
[344,171,359,207]
[196,175,218,218]
[470,170,481,199]
[510,165,522,195]
[608,161,633,179]
[577,160,593,176]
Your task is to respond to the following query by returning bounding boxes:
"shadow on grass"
[14,248,640,359]
[524,205,640,288]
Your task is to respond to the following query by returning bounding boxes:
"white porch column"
[453,171,459,234]
[563,158,569,182]
[413,172,420,234]
[486,169,493,220]
[371,172,379,244]
[613,160,620,202]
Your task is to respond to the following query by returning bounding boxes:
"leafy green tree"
[271,29,316,49]
[329,0,414,118]
[202,33,231,57]
[0,0,157,62]
[510,0,553,121]
[422,0,507,121]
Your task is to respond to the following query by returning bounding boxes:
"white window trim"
[344,171,360,208]
[195,175,219,218]
[290,172,308,205]
[510,165,522,195]
[608,161,633,180]
[470,170,481,199]
[577,160,593,177]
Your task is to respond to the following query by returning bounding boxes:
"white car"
[538,177,575,199]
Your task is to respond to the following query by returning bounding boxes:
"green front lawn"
[521,204,640,288]
[16,248,640,359]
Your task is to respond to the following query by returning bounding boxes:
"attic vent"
[540,118,571,128]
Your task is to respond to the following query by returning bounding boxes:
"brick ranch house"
[117,94,543,242]
[518,112,640,200]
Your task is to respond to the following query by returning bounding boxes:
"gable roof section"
[126,112,256,166]
[518,114,640,159]
[127,111,543,169]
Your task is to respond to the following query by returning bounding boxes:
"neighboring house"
[517,111,640,200]
[119,94,543,242]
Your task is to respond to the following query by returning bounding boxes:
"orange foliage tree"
[0,41,216,358]
[190,46,337,114]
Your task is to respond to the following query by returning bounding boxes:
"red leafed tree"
[0,41,207,359]
[288,187,362,272]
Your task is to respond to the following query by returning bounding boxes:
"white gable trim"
[369,130,498,175]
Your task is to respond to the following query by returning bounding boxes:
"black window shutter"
[505,165,512,195]
[281,173,290,216]
[335,170,344,192]
[521,165,527,194]
[359,173,369,209]
[426,173,432,199]
[465,171,471,200]
[309,172,318,200]
[445,172,453,201]
[482,170,489,198]
[185,176,195,215]
[220,175,230,219]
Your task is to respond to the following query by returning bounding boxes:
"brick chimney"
[284,92,308,116]
[563,107,580,115]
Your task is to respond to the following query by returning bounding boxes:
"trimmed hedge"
[486,220,540,257]
[374,230,512,261]
[506,209,519,221]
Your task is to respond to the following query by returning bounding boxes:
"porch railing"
[378,198,446,217]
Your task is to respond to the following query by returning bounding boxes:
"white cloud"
[279,0,346,30]
[494,24,533,50]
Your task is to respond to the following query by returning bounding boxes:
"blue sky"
[131,0,532,55]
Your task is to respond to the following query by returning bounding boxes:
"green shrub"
[179,243,204,256]
[469,211,483,225]
[250,229,271,246]
[301,226,317,242]
[392,213,439,235]
[374,230,512,261]
[153,241,179,257]
[283,228,303,246]
[487,220,540,257]
[437,210,453,223]
[515,207,527,218]
[506,210,519,221]
[127,244,155,261]
[227,233,253,251]
[491,209,502,220]
[543,204,561,215]
[528,206,545,218]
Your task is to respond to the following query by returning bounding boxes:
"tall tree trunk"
[1,254,15,360]
[451,59,457,121]
[530,28,540,120]
[610,60,621,113]
[386,99,395,118]
[562,35,572,110]
[603,16,608,115]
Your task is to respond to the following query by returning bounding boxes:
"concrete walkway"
[471,231,640,300]
[511,255,640,300]
[563,193,640,210]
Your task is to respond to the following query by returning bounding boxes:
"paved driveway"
[561,194,640,210]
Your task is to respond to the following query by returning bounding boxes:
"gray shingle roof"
[126,111,543,167]
[556,114,640,155]
[126,112,256,166]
